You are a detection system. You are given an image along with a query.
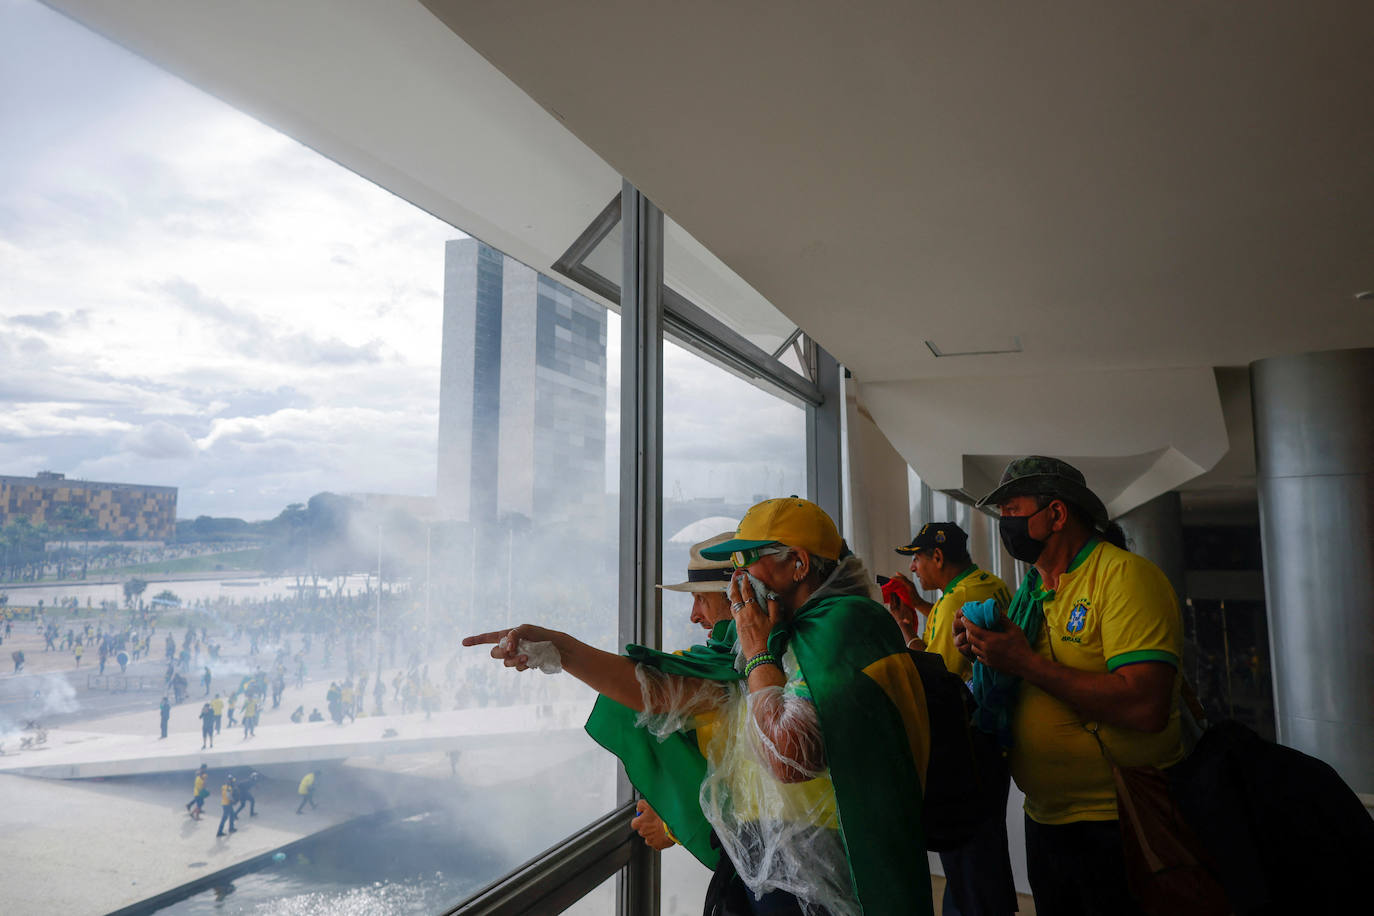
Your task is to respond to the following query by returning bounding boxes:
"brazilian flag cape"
[584,593,934,916]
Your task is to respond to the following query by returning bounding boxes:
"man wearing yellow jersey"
[889,523,1017,916]
[961,457,1182,916]
[889,522,1012,680]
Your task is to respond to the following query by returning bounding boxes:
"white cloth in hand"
[517,639,562,674]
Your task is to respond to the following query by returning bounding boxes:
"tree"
[2,518,49,583]
[123,577,148,607]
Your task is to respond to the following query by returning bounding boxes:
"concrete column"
[1251,347,1374,793]
[1117,491,1186,602]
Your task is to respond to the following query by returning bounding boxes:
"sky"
[0,0,805,523]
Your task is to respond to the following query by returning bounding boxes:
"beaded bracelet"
[742,651,781,678]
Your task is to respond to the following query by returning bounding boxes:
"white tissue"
[516,639,562,674]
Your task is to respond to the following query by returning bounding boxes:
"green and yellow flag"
[585,596,934,916]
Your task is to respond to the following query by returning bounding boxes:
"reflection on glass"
[582,219,623,294]
[664,217,798,356]
[0,2,616,913]
[561,868,621,916]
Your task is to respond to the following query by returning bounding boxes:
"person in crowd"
[11,649,24,674]
[885,523,1018,916]
[186,764,210,820]
[242,695,257,738]
[308,707,324,722]
[235,771,261,817]
[159,695,171,739]
[290,705,305,723]
[202,665,212,696]
[211,693,224,734]
[296,770,319,814]
[467,497,934,916]
[199,701,216,749]
[216,774,238,837]
[958,457,1184,916]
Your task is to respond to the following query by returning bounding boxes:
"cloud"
[278,333,384,365]
[121,420,199,460]
[0,403,134,439]
[157,277,388,367]
[7,310,86,332]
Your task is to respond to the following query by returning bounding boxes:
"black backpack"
[906,649,1005,851]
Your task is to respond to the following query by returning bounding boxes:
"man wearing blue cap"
[958,456,1183,916]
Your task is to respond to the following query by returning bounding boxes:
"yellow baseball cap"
[699,497,843,562]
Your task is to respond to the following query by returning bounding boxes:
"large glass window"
[658,340,808,910]
[0,3,618,913]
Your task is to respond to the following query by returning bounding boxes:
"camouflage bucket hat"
[975,456,1109,526]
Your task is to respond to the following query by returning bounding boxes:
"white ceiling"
[45,0,1374,515]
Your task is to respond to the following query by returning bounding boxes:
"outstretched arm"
[463,625,726,716]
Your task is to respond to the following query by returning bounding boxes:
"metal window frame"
[442,804,640,916]
[553,193,822,408]
[616,181,664,915]
[448,185,844,916]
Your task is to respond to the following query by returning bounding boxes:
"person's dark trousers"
[940,754,1018,915]
[1024,815,1143,916]
[296,790,315,814]
[701,831,822,916]
[217,804,237,836]
[160,717,169,738]
[235,789,256,816]
[214,714,222,734]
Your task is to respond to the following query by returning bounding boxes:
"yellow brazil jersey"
[924,565,1011,682]
[1011,540,1185,825]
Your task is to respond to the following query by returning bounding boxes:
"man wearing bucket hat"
[467,497,934,916]
[958,456,1184,915]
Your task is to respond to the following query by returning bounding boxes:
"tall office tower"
[437,238,608,528]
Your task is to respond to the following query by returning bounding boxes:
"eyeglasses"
[730,544,788,569]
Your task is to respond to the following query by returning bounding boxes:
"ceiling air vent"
[924,336,1023,358]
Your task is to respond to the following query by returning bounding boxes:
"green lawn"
[107,547,266,576]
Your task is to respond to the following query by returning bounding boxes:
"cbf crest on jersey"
[1067,599,1090,634]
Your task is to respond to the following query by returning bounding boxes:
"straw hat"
[657,532,736,593]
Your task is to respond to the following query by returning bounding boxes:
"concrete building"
[437,238,608,527]
[0,471,176,540]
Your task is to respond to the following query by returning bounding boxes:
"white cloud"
[121,420,198,460]
[0,403,134,439]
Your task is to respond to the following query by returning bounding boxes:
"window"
[0,4,619,913]
[658,339,808,912]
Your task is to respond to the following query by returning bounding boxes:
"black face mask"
[999,503,1052,564]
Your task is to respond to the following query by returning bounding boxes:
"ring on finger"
[730,602,745,611]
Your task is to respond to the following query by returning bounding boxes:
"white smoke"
[0,673,78,751]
